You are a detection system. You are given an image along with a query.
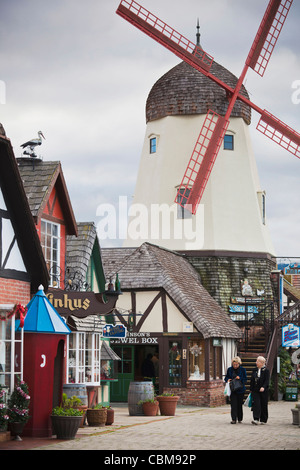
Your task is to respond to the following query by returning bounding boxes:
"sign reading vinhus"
[46,288,118,318]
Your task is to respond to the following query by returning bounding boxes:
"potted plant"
[7,379,30,440]
[105,405,115,425]
[138,398,159,416]
[86,403,107,427]
[156,392,179,416]
[0,385,9,433]
[51,393,84,439]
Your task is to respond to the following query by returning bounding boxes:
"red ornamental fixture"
[116,0,299,214]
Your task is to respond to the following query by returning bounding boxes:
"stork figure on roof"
[21,130,45,158]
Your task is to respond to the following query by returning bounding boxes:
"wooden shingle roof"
[102,243,242,339]
[66,222,97,280]
[146,60,251,125]
[17,159,77,235]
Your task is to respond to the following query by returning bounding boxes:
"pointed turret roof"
[24,285,71,334]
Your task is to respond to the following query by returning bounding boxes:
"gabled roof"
[17,159,77,236]
[101,243,242,339]
[66,222,106,292]
[0,134,49,290]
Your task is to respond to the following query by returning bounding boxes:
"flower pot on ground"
[51,393,84,439]
[7,379,30,440]
[86,404,107,427]
[51,414,83,440]
[106,407,114,425]
[0,385,9,433]
[157,394,179,416]
[138,398,159,416]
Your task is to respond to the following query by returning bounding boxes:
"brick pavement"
[0,400,299,452]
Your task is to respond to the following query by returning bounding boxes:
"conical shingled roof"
[146,60,251,125]
[24,285,71,334]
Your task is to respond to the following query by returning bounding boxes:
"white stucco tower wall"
[123,59,275,256]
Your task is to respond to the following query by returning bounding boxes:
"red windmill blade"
[116,0,299,214]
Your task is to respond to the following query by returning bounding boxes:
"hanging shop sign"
[47,288,118,318]
[282,324,300,347]
[231,296,264,304]
[228,304,258,314]
[102,324,127,338]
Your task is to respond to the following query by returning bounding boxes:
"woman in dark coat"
[250,356,270,425]
[224,356,247,424]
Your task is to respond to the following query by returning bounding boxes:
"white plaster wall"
[124,114,275,255]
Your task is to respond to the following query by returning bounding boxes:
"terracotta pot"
[106,408,114,425]
[157,396,179,416]
[86,408,107,427]
[142,401,159,416]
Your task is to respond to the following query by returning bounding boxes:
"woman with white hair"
[250,356,270,425]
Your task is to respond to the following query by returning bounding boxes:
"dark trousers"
[230,392,244,422]
[252,390,268,423]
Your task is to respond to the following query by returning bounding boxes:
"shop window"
[0,306,24,394]
[168,341,182,386]
[188,340,205,380]
[67,332,101,385]
[41,219,60,287]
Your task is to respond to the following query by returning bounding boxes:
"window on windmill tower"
[176,188,192,220]
[150,137,157,154]
[224,134,234,150]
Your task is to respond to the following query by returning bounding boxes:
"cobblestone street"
[1,400,299,453]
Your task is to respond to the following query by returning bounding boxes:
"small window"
[150,137,157,154]
[224,134,234,150]
[176,188,192,219]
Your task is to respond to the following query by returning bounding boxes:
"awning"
[101,341,121,361]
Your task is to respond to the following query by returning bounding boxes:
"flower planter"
[106,408,114,425]
[86,408,107,427]
[8,421,26,440]
[291,404,300,425]
[51,415,82,439]
[157,396,179,416]
[142,401,159,416]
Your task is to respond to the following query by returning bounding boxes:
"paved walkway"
[0,401,299,452]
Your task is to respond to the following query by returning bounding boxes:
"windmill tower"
[120,0,298,256]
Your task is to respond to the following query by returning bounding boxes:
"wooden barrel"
[128,381,154,416]
[63,384,88,406]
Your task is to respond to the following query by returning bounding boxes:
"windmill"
[116,0,299,215]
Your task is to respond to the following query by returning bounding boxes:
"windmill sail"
[117,0,298,214]
[176,111,229,214]
[247,0,293,77]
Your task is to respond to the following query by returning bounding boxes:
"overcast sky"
[0,0,299,261]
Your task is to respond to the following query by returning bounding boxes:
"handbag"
[224,382,231,397]
[230,378,243,392]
